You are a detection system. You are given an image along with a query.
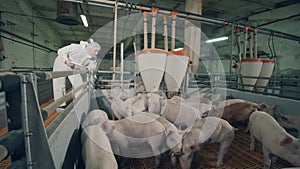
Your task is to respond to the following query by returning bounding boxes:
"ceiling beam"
[246,0,276,9]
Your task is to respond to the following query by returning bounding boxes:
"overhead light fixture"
[80,14,88,27]
[174,47,183,51]
[206,36,228,43]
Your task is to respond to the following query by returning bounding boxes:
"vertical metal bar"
[112,1,118,81]
[254,28,258,58]
[120,42,124,88]
[171,11,178,51]
[243,27,248,59]
[163,14,168,51]
[151,8,158,49]
[230,24,234,74]
[249,30,253,58]
[143,12,148,49]
[20,74,55,169]
[237,28,241,61]
[20,75,33,169]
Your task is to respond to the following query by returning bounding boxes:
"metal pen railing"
[192,73,300,100]
[0,69,91,169]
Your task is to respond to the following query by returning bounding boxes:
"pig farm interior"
[0,0,299,169]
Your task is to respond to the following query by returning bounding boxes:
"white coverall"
[53,43,94,106]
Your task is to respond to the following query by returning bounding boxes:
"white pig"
[82,109,109,128]
[81,110,117,169]
[148,92,163,115]
[126,93,148,115]
[161,100,199,130]
[170,95,185,104]
[249,111,300,168]
[102,112,182,167]
[179,117,236,169]
[185,94,212,105]
[81,125,118,169]
[110,92,133,119]
[185,102,213,118]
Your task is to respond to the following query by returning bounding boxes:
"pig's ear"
[101,120,112,133]
[107,92,113,99]
[280,135,300,151]
[259,102,267,109]
[280,135,293,146]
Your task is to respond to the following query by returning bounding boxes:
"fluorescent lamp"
[80,14,88,27]
[206,36,228,43]
[174,47,183,51]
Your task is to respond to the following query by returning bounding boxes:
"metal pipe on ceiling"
[64,0,300,42]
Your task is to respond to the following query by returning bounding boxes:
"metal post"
[143,12,148,49]
[151,8,158,49]
[163,14,168,51]
[120,42,124,88]
[112,1,118,81]
[249,30,253,58]
[171,11,178,51]
[20,74,55,169]
[243,26,248,59]
[230,24,234,74]
[254,28,258,58]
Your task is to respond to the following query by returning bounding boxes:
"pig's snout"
[171,150,182,157]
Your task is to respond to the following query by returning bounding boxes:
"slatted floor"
[119,125,294,169]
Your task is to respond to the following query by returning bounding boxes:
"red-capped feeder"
[239,58,263,90]
[255,59,275,91]
[164,50,189,92]
[137,48,167,92]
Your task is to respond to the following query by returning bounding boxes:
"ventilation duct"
[55,1,79,25]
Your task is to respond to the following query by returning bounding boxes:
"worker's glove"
[65,60,75,69]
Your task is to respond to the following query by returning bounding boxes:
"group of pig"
[81,91,300,169]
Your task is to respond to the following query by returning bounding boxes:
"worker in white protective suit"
[52,41,101,109]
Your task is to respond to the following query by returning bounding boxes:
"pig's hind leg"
[250,128,256,152]
[148,141,162,167]
[216,139,233,167]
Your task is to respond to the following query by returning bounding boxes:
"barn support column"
[185,0,202,75]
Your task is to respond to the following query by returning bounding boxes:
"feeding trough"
[164,50,189,92]
[137,49,167,92]
[163,11,189,92]
[239,58,263,90]
[255,59,275,91]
